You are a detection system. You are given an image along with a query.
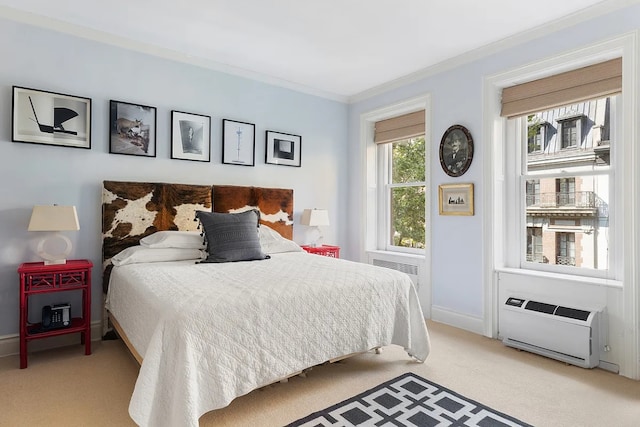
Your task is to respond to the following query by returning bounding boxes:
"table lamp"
[28,205,80,265]
[300,208,330,247]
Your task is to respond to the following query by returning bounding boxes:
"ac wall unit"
[500,297,600,368]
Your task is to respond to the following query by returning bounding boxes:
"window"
[556,232,576,266]
[527,122,545,153]
[369,106,428,254]
[526,227,543,262]
[381,137,426,250]
[560,118,580,148]
[556,178,575,206]
[526,179,540,206]
[516,95,614,274]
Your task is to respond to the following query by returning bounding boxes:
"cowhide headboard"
[101,180,294,293]
[212,185,293,240]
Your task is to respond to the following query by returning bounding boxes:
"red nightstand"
[301,245,340,258]
[18,259,92,369]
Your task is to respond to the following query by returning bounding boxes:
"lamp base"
[36,233,72,265]
[308,226,324,247]
[44,259,68,266]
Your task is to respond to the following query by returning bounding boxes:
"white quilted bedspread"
[106,252,430,427]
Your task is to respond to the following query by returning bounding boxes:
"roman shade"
[374,110,425,144]
[501,58,622,118]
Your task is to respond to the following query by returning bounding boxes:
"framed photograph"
[222,119,255,166]
[109,100,156,157]
[439,183,474,216]
[171,110,211,162]
[12,86,91,149]
[265,130,301,167]
[439,124,473,177]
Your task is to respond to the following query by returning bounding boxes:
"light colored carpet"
[1,320,638,427]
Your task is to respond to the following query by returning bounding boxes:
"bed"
[102,180,430,427]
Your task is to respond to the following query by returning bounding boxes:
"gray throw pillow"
[196,209,270,263]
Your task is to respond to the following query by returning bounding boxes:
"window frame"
[377,137,426,254]
[508,97,618,280]
[360,94,431,263]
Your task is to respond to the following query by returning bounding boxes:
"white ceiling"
[0,0,631,100]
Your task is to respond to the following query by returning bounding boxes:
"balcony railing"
[526,191,596,208]
[556,255,576,266]
[526,253,545,263]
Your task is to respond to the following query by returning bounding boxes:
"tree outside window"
[389,137,425,249]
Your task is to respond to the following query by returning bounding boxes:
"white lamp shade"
[28,205,80,231]
[300,209,330,227]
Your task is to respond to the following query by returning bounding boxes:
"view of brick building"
[525,96,612,269]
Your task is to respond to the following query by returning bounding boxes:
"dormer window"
[557,111,584,149]
[527,120,547,153]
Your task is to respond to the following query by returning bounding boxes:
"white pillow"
[259,225,304,254]
[112,245,206,266]
[140,231,206,249]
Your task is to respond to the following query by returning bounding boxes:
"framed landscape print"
[265,130,301,167]
[439,183,474,216]
[171,110,211,162]
[439,124,473,177]
[12,86,91,149]
[109,100,156,157]
[222,119,255,166]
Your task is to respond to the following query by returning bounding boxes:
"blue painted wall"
[0,18,348,336]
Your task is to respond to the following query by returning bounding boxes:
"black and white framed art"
[109,100,156,157]
[265,130,301,167]
[12,86,91,149]
[439,124,473,177]
[171,110,211,162]
[222,119,256,166]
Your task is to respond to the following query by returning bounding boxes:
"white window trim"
[483,32,639,379]
[360,94,431,256]
[359,95,432,309]
[377,141,426,254]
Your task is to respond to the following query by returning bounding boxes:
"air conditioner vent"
[372,259,418,276]
[501,297,601,368]
[555,306,591,321]
[525,300,557,314]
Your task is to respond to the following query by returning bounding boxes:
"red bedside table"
[18,259,93,369]
[301,245,340,258]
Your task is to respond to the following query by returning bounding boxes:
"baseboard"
[0,320,103,358]
[431,305,485,335]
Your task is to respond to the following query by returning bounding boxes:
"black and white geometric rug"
[286,372,532,427]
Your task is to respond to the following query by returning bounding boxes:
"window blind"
[501,58,621,118]
[374,110,425,144]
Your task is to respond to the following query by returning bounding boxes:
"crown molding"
[0,5,349,103]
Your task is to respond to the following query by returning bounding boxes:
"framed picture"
[265,130,301,167]
[439,183,474,216]
[109,100,156,157]
[439,124,473,177]
[222,119,255,166]
[12,86,91,149]
[171,110,211,162]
